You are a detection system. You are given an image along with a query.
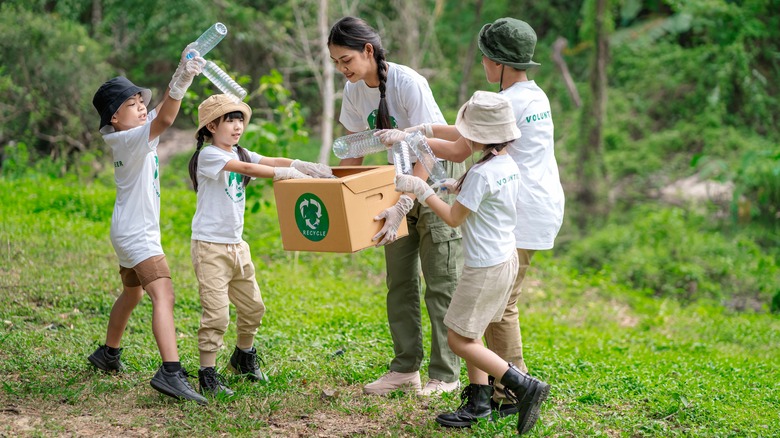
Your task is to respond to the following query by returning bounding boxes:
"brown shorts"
[119,255,171,288]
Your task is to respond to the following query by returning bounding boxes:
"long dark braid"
[189,111,251,192]
[374,48,392,129]
[234,145,251,189]
[328,16,392,129]
[455,141,512,191]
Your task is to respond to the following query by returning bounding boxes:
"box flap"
[339,166,395,195]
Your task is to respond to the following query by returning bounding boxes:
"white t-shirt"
[501,81,565,250]
[103,109,163,268]
[339,62,446,163]
[456,155,520,267]
[191,145,263,244]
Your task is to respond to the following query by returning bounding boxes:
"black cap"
[92,76,151,131]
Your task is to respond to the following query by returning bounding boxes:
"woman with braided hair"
[328,16,465,396]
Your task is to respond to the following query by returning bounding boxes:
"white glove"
[395,174,435,206]
[375,129,408,146]
[169,43,199,90]
[404,123,434,138]
[373,194,414,246]
[273,166,312,181]
[169,56,205,100]
[432,177,460,194]
[291,159,333,178]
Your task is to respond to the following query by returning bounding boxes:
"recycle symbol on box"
[295,193,329,242]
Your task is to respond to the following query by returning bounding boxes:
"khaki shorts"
[119,255,171,288]
[444,252,519,339]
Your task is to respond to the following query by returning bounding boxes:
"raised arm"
[149,52,204,141]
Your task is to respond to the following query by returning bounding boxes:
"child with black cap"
[88,44,207,404]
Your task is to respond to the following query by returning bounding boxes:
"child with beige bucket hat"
[187,94,332,398]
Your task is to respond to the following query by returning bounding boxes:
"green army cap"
[478,17,541,70]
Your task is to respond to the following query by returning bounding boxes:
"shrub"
[564,206,779,310]
[0,5,112,174]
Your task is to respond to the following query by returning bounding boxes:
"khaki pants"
[191,240,265,367]
[384,160,465,382]
[484,248,535,402]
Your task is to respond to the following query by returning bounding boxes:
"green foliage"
[732,148,780,223]
[564,206,780,309]
[0,4,113,169]
[609,0,778,138]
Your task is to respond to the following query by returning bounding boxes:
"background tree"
[574,0,611,229]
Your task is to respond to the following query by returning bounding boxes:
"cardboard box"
[273,166,409,253]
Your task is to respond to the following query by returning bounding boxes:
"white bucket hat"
[455,91,521,145]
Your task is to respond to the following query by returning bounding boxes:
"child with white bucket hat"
[394,90,550,435]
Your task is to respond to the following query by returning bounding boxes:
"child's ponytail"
[455,141,512,191]
[235,146,252,189]
[189,129,208,192]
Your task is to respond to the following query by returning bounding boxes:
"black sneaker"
[88,345,125,373]
[228,346,269,382]
[491,398,520,417]
[150,366,208,405]
[198,367,235,397]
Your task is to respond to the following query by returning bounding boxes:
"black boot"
[499,363,550,435]
[488,375,520,417]
[228,346,269,382]
[198,367,235,397]
[435,384,493,428]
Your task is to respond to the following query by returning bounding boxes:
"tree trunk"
[457,0,483,104]
[91,0,102,36]
[552,37,581,108]
[317,0,335,164]
[575,0,609,229]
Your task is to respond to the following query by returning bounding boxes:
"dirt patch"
[0,383,439,437]
[656,174,734,206]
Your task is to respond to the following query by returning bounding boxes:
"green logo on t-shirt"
[295,193,329,241]
[367,110,397,129]
[225,171,245,203]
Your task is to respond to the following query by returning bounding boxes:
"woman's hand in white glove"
[373,194,414,246]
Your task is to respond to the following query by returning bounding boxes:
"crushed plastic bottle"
[202,61,247,101]
[332,130,386,159]
[406,131,448,183]
[186,23,228,59]
[392,141,414,176]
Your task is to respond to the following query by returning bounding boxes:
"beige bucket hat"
[455,91,521,144]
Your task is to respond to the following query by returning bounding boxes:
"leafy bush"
[564,206,780,310]
[0,5,112,173]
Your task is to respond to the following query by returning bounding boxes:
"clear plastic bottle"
[406,131,448,183]
[186,22,228,59]
[392,141,414,176]
[202,61,248,101]
[332,130,386,159]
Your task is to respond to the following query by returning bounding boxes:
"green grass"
[1,167,779,437]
